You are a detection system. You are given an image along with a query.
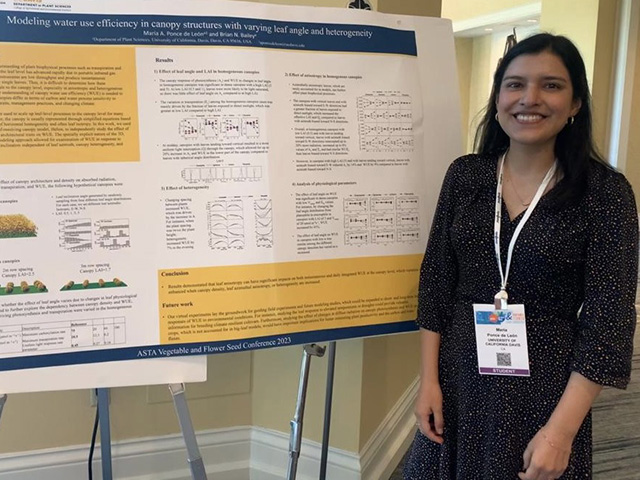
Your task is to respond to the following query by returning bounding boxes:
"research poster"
[0,0,461,370]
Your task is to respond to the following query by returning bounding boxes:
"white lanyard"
[494,153,556,309]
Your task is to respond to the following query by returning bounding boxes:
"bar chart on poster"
[0,0,462,383]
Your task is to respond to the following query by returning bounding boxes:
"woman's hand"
[518,372,602,479]
[414,380,444,444]
[518,427,572,480]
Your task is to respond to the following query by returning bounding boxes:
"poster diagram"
[182,165,263,183]
[59,218,92,252]
[179,116,261,140]
[59,219,131,251]
[344,195,420,246]
[96,219,130,250]
[60,278,127,291]
[254,198,273,248]
[0,214,37,239]
[0,280,48,296]
[358,94,413,152]
[207,198,245,249]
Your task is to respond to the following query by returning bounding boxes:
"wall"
[252,339,365,452]
[378,0,440,16]
[624,12,640,192]
[454,0,622,157]
[540,0,600,80]
[455,37,473,153]
[590,0,620,155]
[359,333,420,449]
[442,0,536,22]
[540,0,619,153]
[466,35,493,152]
[445,0,541,154]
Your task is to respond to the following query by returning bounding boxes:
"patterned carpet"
[389,323,640,479]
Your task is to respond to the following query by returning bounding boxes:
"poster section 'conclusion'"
[0,1,448,370]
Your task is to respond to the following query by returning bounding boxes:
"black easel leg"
[97,388,112,480]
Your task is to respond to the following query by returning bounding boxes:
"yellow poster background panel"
[0,43,139,164]
[158,254,422,344]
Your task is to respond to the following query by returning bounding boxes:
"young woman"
[403,33,638,479]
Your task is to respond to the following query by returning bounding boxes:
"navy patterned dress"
[404,154,638,479]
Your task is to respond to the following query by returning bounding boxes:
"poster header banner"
[0,11,417,55]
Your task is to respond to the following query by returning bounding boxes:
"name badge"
[472,304,530,376]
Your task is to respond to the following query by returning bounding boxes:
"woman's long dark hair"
[473,33,610,203]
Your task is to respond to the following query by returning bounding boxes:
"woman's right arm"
[413,158,465,443]
[415,327,444,444]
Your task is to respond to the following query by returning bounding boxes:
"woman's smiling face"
[495,50,582,152]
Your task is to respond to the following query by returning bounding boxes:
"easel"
[93,385,207,480]
[97,388,113,479]
[0,394,7,421]
[169,383,208,479]
[286,341,337,480]
[0,387,207,480]
[287,344,326,479]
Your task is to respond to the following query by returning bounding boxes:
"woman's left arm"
[520,170,639,480]
[518,372,602,480]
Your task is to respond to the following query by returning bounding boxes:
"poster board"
[0,0,462,375]
[0,356,207,394]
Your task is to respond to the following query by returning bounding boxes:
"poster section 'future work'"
[0,0,460,370]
